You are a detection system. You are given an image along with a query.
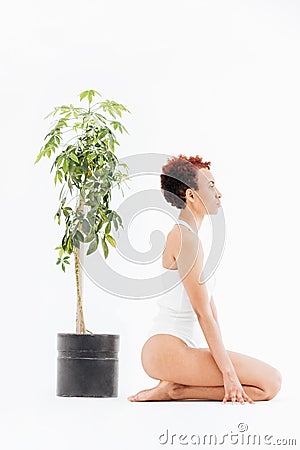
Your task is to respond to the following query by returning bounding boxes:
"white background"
[1,0,300,449]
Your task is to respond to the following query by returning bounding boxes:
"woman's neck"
[178,209,204,233]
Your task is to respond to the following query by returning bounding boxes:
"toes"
[128,392,147,401]
[127,391,148,401]
[136,392,147,400]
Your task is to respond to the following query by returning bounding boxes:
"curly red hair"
[160,154,211,209]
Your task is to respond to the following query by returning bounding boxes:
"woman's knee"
[263,368,282,400]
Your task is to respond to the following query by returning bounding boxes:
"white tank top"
[158,219,216,313]
[158,219,216,310]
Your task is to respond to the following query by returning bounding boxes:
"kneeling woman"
[128,154,282,404]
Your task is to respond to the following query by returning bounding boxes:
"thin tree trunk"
[74,194,86,334]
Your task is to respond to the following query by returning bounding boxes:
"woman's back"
[146,219,217,348]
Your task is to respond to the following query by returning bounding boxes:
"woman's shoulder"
[167,226,202,258]
[163,225,201,270]
[168,224,200,241]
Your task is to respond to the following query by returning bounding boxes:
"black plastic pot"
[56,333,120,397]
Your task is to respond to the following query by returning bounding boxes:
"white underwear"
[145,308,201,348]
[145,331,200,348]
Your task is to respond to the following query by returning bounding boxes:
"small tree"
[35,89,131,334]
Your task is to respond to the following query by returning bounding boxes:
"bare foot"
[127,380,181,402]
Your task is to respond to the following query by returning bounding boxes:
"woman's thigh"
[141,334,281,391]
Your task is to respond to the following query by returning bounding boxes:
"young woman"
[128,154,282,403]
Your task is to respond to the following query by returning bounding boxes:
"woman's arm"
[176,234,235,376]
[210,296,220,326]
[209,296,224,348]
[176,232,254,404]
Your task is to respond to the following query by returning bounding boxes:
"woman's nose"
[215,188,222,199]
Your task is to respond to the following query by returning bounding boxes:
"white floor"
[1,389,298,450]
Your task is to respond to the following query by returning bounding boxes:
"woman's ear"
[185,188,195,202]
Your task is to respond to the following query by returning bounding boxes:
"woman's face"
[194,168,222,214]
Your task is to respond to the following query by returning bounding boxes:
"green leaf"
[55,246,64,258]
[101,238,109,259]
[44,109,56,119]
[87,215,96,227]
[69,153,79,163]
[56,154,64,167]
[108,134,115,151]
[62,209,69,218]
[105,234,116,247]
[98,210,108,221]
[98,128,108,140]
[62,263,65,272]
[116,214,122,225]
[34,149,44,164]
[75,230,84,242]
[82,159,88,172]
[84,232,95,243]
[86,329,94,335]
[80,90,89,101]
[68,177,73,193]
[63,158,69,173]
[73,236,80,249]
[98,155,104,167]
[87,152,97,163]
[54,212,61,225]
[85,89,101,104]
[87,238,98,255]
[88,91,93,103]
[115,107,121,117]
[57,170,63,183]
[82,219,91,235]
[105,222,111,234]
[108,109,116,119]
[66,237,73,253]
[112,217,118,230]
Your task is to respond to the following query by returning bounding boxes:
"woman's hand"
[222,371,255,404]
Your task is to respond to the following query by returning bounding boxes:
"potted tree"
[34,89,131,397]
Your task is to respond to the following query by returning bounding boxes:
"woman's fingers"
[222,393,229,404]
[222,373,256,404]
[223,389,255,404]
[243,391,255,404]
[236,394,244,404]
